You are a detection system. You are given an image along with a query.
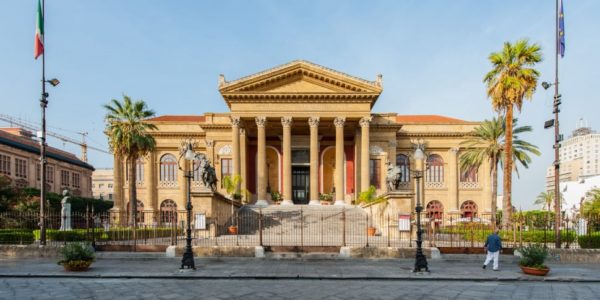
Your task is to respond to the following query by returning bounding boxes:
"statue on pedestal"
[60,190,72,231]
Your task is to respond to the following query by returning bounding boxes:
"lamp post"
[39,77,60,246]
[410,144,429,272]
[178,141,202,270]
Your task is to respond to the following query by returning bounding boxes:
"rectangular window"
[220,158,233,187]
[108,183,113,188]
[108,193,113,200]
[72,173,80,188]
[45,166,54,183]
[0,154,10,176]
[61,170,70,186]
[99,183,104,188]
[369,159,381,188]
[15,158,27,178]
[136,162,144,183]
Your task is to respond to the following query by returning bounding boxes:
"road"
[1,278,598,300]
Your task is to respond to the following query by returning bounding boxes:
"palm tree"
[104,95,157,226]
[484,39,542,228]
[535,191,554,212]
[460,116,540,229]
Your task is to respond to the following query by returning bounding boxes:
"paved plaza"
[1,254,600,299]
[2,278,600,300]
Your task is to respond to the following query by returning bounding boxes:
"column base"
[308,200,320,205]
[281,199,294,205]
[255,199,270,206]
[334,200,346,206]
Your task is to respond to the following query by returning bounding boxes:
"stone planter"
[520,265,550,276]
[228,226,238,235]
[61,260,93,272]
[367,227,377,236]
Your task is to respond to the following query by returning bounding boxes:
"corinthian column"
[334,117,346,205]
[359,116,372,194]
[448,147,460,213]
[281,117,293,205]
[145,152,156,212]
[309,117,320,205]
[231,116,241,193]
[255,116,268,206]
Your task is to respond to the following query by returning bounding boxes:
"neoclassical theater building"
[111,61,492,222]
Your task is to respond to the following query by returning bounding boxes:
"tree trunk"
[128,156,138,226]
[491,156,498,231]
[502,107,514,229]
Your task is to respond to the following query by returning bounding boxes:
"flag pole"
[39,0,47,246]
[553,0,562,249]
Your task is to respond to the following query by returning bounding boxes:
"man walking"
[482,229,502,271]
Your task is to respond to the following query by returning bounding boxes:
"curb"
[1,274,599,282]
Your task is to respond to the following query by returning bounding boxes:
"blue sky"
[1,0,599,209]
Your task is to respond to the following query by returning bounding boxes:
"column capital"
[388,140,398,148]
[239,128,246,136]
[308,116,320,128]
[449,147,460,154]
[230,116,241,127]
[255,116,267,128]
[281,116,293,127]
[205,139,214,148]
[359,116,373,128]
[334,117,346,128]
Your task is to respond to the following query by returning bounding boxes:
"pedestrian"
[482,228,502,271]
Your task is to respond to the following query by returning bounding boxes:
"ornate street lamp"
[178,140,202,270]
[410,142,429,272]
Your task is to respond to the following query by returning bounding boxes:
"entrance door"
[292,166,310,204]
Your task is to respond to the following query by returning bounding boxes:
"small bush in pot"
[517,244,549,276]
[57,242,95,271]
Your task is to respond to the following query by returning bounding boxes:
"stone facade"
[0,128,94,197]
[113,61,492,219]
[92,168,114,201]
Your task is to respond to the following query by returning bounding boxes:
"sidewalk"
[1,254,599,282]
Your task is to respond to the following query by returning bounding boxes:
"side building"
[546,122,600,191]
[0,127,94,197]
[92,168,114,201]
[111,61,493,224]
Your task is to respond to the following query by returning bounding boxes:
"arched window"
[425,154,444,182]
[426,200,444,220]
[127,200,144,223]
[460,166,478,183]
[160,154,177,182]
[160,199,178,224]
[460,200,478,218]
[125,158,144,183]
[396,154,410,182]
[192,154,206,182]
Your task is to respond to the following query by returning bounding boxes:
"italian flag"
[34,0,44,59]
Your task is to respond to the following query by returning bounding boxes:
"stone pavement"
[1,253,600,282]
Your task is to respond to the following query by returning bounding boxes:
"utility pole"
[553,0,562,249]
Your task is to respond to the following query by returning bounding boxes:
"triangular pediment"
[219,60,383,94]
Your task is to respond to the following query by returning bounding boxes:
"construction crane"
[0,114,110,162]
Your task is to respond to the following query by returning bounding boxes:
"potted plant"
[518,244,550,276]
[271,191,283,204]
[358,185,387,236]
[57,242,95,272]
[319,193,333,205]
[223,175,242,234]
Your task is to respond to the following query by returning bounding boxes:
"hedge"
[31,228,179,242]
[440,228,576,243]
[578,233,600,249]
[0,229,34,244]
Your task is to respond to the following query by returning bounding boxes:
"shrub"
[0,229,34,244]
[33,229,105,241]
[518,244,548,269]
[58,242,95,263]
[578,233,600,249]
